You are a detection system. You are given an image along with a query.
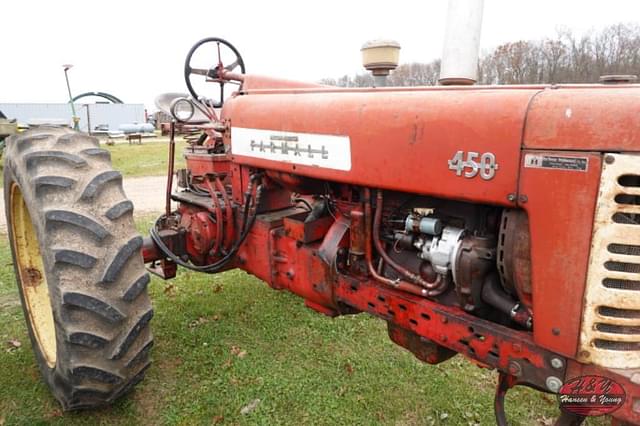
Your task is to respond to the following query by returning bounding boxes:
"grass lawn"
[0,216,609,426]
[0,135,187,187]
[102,137,187,178]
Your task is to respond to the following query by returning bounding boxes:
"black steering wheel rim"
[184,37,246,108]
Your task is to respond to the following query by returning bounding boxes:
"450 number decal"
[448,151,499,180]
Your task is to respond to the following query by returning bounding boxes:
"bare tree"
[324,23,640,87]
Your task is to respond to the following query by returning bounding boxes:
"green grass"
[102,137,187,178]
[0,136,187,186]
[0,216,609,425]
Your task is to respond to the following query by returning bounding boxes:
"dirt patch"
[122,175,174,215]
[131,354,182,424]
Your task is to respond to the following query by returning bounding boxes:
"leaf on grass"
[45,408,63,420]
[212,415,224,424]
[163,284,176,297]
[440,412,449,420]
[344,362,354,375]
[189,317,209,328]
[536,416,554,426]
[230,346,247,358]
[6,339,22,352]
[240,398,261,415]
[212,284,223,293]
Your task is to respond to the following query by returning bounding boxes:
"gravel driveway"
[0,175,169,233]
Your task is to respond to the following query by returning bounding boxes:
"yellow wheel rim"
[10,183,57,368]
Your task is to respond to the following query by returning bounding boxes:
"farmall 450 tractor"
[4,4,640,425]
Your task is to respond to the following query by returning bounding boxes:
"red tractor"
[4,29,640,426]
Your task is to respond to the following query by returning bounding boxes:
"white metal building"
[0,103,145,133]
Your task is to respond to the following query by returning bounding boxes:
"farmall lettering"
[231,127,352,171]
[250,135,329,160]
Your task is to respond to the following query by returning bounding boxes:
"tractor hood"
[523,85,640,151]
[223,83,640,206]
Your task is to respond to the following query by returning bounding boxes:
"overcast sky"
[2,0,639,110]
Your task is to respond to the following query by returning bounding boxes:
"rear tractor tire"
[3,128,153,410]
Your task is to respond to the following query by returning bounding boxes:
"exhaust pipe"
[439,0,484,85]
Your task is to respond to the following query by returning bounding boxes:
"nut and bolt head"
[507,193,517,202]
[604,155,616,164]
[546,376,563,393]
[550,358,564,370]
[508,361,522,377]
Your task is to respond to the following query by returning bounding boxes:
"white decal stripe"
[231,127,352,171]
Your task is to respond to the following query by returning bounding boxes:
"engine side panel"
[224,89,539,206]
[518,150,602,357]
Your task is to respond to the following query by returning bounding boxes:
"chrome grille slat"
[579,153,640,368]
[613,205,640,215]
[615,186,640,196]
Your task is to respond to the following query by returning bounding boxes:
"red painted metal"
[232,210,567,390]
[283,213,333,243]
[223,88,534,206]
[517,151,603,357]
[146,75,640,424]
[524,87,640,151]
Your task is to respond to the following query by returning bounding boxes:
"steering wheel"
[184,37,246,108]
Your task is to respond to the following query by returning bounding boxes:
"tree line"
[321,23,640,86]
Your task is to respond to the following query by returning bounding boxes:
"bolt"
[441,317,448,324]
[507,193,517,202]
[552,327,560,336]
[546,376,563,393]
[579,350,590,359]
[550,358,564,370]
[604,155,615,164]
[518,195,528,203]
[508,361,522,377]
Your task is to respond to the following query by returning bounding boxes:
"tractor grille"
[578,154,640,368]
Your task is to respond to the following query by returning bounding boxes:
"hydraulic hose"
[481,273,533,329]
[372,190,447,294]
[149,175,262,273]
[364,188,436,298]
[215,176,234,252]
[205,178,224,256]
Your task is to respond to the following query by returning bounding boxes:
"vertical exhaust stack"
[439,0,484,85]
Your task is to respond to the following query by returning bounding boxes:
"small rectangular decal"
[231,127,352,171]
[524,154,588,172]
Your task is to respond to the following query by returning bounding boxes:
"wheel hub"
[10,183,57,368]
